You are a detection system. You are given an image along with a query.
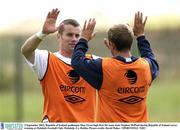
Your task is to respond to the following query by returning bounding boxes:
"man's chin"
[69,46,75,50]
[68,47,75,52]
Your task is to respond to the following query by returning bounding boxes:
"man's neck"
[112,50,132,58]
[58,50,72,58]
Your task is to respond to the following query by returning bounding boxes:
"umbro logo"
[124,70,137,84]
[67,70,80,84]
[64,95,85,104]
[118,96,144,104]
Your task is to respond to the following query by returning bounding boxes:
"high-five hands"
[133,11,147,37]
[81,18,96,41]
[42,8,62,34]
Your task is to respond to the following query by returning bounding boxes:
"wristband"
[36,31,48,40]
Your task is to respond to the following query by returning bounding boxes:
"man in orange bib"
[21,9,98,122]
[72,12,159,122]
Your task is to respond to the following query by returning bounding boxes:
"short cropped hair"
[58,19,80,34]
[108,24,133,51]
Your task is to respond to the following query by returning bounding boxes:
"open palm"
[42,8,60,34]
[133,11,147,37]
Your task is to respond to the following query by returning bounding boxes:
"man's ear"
[109,41,116,50]
[104,38,110,49]
[57,33,60,38]
[57,33,62,39]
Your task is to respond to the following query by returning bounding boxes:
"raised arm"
[133,11,159,80]
[71,19,103,90]
[21,8,60,63]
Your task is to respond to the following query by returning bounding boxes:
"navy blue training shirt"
[71,36,159,90]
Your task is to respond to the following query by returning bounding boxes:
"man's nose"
[72,35,78,41]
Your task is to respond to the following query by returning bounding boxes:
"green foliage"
[0,91,43,122]
[148,80,180,122]
[0,70,13,91]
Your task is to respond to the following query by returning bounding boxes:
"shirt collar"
[53,52,71,65]
[114,55,138,63]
